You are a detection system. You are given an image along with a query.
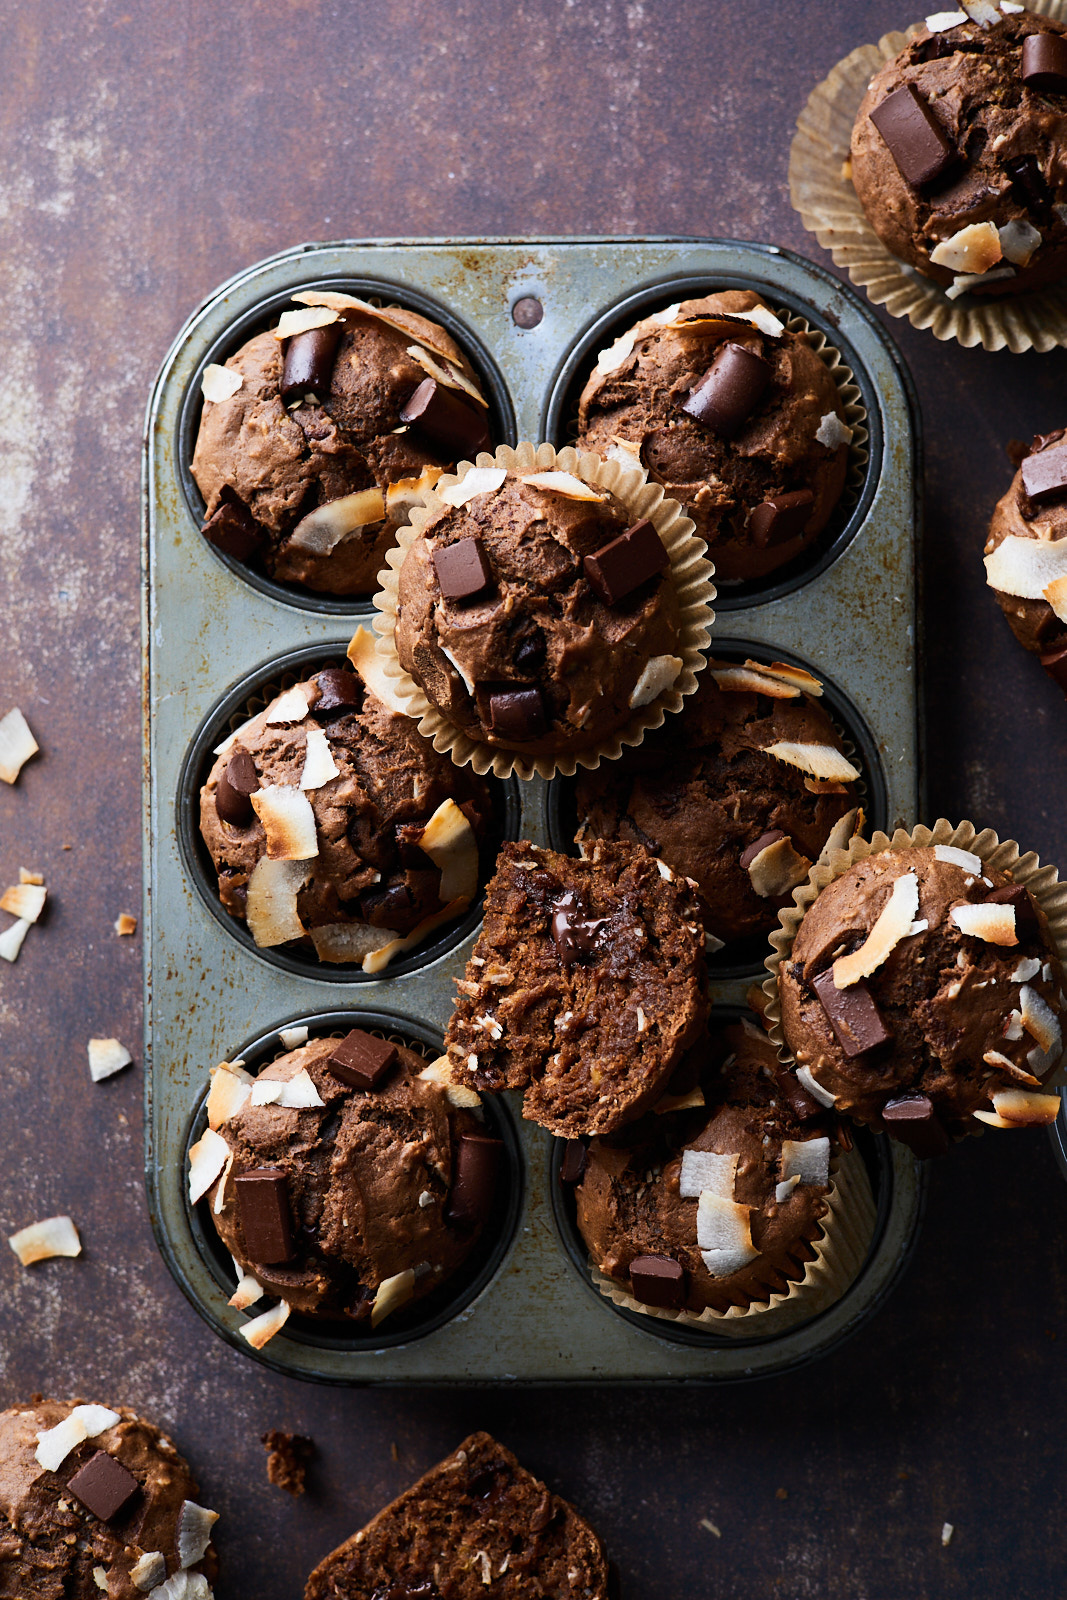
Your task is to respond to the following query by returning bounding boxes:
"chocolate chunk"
[488,687,546,741]
[359,883,413,928]
[215,746,258,827]
[771,1062,823,1122]
[327,1028,398,1089]
[583,517,669,605]
[869,83,955,187]
[1021,440,1067,503]
[202,485,263,561]
[629,1254,686,1309]
[446,1132,503,1226]
[235,1167,294,1264]
[984,882,1041,942]
[432,536,493,602]
[748,489,815,549]
[739,829,788,871]
[1040,643,1067,696]
[513,629,546,673]
[67,1450,140,1523]
[400,377,491,460]
[559,1137,588,1185]
[681,342,772,437]
[1003,153,1052,221]
[1022,31,1067,92]
[550,890,608,966]
[511,295,544,328]
[312,667,362,716]
[881,1094,949,1159]
[281,323,343,404]
[811,969,892,1058]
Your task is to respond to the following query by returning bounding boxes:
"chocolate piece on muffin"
[851,8,1067,298]
[304,1431,610,1600]
[192,292,491,596]
[394,464,683,761]
[575,657,861,952]
[576,1017,837,1315]
[985,428,1067,688]
[445,840,707,1136]
[0,1398,218,1598]
[777,843,1065,1145]
[199,660,493,968]
[197,1033,499,1325]
[575,290,851,583]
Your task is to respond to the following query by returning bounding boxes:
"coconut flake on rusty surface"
[263,685,312,725]
[0,918,31,962]
[241,1299,291,1349]
[88,1037,132,1082]
[272,306,340,341]
[630,654,683,709]
[763,741,860,781]
[299,728,339,792]
[518,470,606,501]
[176,1501,218,1569]
[9,1214,81,1268]
[114,912,137,936]
[679,1149,737,1200]
[833,872,919,988]
[796,1065,837,1108]
[950,902,1018,946]
[0,708,39,784]
[780,1136,830,1187]
[930,222,1002,274]
[418,798,478,905]
[438,466,507,509]
[34,1405,119,1472]
[250,785,318,861]
[0,882,45,921]
[188,1129,230,1205]
[747,836,812,900]
[200,363,243,403]
[288,488,386,555]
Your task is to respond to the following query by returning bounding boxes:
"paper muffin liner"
[761,818,1067,1119]
[789,1,1067,353]
[372,441,716,781]
[588,1141,876,1338]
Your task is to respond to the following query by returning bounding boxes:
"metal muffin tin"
[143,237,925,1384]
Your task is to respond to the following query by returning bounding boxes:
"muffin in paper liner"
[761,818,1067,1130]
[587,1141,876,1338]
[371,440,716,782]
[789,0,1067,353]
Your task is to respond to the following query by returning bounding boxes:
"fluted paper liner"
[589,1142,876,1337]
[790,0,1067,353]
[762,818,1067,1117]
[372,441,716,781]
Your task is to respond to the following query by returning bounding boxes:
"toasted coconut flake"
[679,1150,736,1200]
[653,1087,706,1114]
[264,686,312,724]
[212,712,260,758]
[406,344,487,408]
[439,466,506,508]
[200,363,243,403]
[115,912,138,936]
[255,1068,324,1110]
[212,1152,234,1216]
[1011,957,1042,984]
[946,265,1016,300]
[1004,1008,1024,1041]
[780,1136,830,1187]
[299,728,339,791]
[206,1063,253,1130]
[246,857,307,947]
[518,470,606,502]
[934,844,983,874]
[241,1298,291,1349]
[273,306,339,340]
[371,1267,416,1327]
[796,1065,837,1108]
[250,785,318,861]
[815,411,853,449]
[926,9,966,27]
[0,708,39,784]
[990,1087,1061,1126]
[87,1037,133,1082]
[984,1049,1040,1085]
[985,533,1067,599]
[606,436,644,472]
[9,1214,81,1268]
[745,304,786,336]
[950,902,1017,946]
[18,867,43,885]
[177,1501,218,1569]
[748,660,824,696]
[999,219,1041,268]
[131,1552,166,1591]
[711,665,801,698]
[361,900,468,974]
[833,872,919,988]
[418,1056,482,1108]
[973,1108,1017,1129]
[1044,573,1067,624]
[309,921,393,964]
[439,644,475,695]
[697,1192,758,1275]
[228,1261,264,1312]
[346,624,409,715]
[630,654,683,709]
[595,329,636,373]
[1020,984,1062,1055]
[962,0,1001,22]
[188,1128,230,1205]
[289,488,385,555]
[0,919,31,963]
[34,1405,119,1472]
[386,466,445,524]
[0,882,45,921]
[418,798,478,905]
[821,810,862,863]
[764,741,860,782]
[279,1025,309,1049]
[930,222,1002,274]
[747,836,812,900]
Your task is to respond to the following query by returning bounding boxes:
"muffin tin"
[143,237,925,1383]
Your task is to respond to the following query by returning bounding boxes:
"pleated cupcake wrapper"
[761,818,1067,1112]
[372,441,716,781]
[789,0,1067,353]
[589,1141,876,1337]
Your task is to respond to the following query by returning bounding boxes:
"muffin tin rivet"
[511,295,544,329]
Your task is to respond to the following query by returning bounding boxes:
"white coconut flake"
[0,882,45,921]
[419,797,478,904]
[780,1136,830,1187]
[797,1065,837,1108]
[998,219,1041,267]
[679,1150,737,1200]
[1008,957,1041,985]
[200,363,243,403]
[950,902,1017,946]
[815,411,853,449]
[696,1190,757,1266]
[629,654,683,709]
[299,727,340,791]
[176,1501,219,1569]
[264,685,312,725]
[228,1258,264,1311]
[0,918,31,962]
[34,1405,119,1471]
[250,1068,324,1109]
[775,1175,801,1204]
[87,1037,133,1082]
[712,664,801,698]
[211,712,260,758]
[288,488,385,554]
[926,9,966,28]
[934,845,983,875]
[8,1214,81,1267]
[132,1552,167,1591]
[439,466,507,508]
[595,329,636,373]
[240,1299,291,1349]
[1020,984,1061,1056]
[747,836,812,900]
[606,437,644,472]
[272,306,340,340]
[745,304,786,336]
[405,344,487,407]
[931,221,1002,274]
[188,1128,230,1205]
[962,0,1001,22]
[246,857,308,947]
[309,921,394,965]
[518,470,606,501]
[250,785,319,861]
[279,1025,309,1049]
[908,919,929,936]
[346,624,410,716]
[986,534,1067,598]
[371,1267,416,1327]
[991,1087,1061,1125]
[833,872,919,988]
[0,708,39,784]
[763,742,860,782]
[146,1573,214,1600]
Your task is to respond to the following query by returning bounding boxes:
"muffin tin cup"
[145,236,923,1382]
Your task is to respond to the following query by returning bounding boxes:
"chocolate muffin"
[198,658,493,967]
[304,1432,610,1600]
[0,1397,218,1598]
[574,1017,837,1316]
[777,842,1066,1147]
[851,8,1067,297]
[394,463,684,761]
[575,290,851,582]
[196,1032,500,1325]
[446,839,708,1136]
[574,657,861,953]
[191,290,491,595]
[984,427,1067,688]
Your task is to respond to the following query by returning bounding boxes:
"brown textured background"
[1,3,1065,1596]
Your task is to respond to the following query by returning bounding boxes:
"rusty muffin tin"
[143,237,925,1384]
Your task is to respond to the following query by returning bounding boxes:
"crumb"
[391,1442,399,1462]
[262,1431,314,1496]
[941,1522,954,1547]
[699,1518,721,1538]
[775,1487,788,1501]
[115,913,137,936]
[897,1470,909,1481]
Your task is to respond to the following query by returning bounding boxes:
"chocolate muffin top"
[191,293,491,595]
[778,844,1066,1145]
[0,1397,217,1599]
[576,290,850,583]
[851,8,1067,296]
[984,428,1067,677]
[574,658,860,949]
[395,465,684,761]
[575,1018,836,1315]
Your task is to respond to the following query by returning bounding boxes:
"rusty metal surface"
[1,2,1066,1596]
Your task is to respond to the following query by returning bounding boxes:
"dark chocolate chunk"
[739,829,788,871]
[327,1028,398,1090]
[984,882,1041,942]
[811,968,892,1059]
[869,83,955,187]
[1021,440,1067,503]
[748,489,815,549]
[1022,31,1067,92]
[559,1137,589,1185]
[67,1450,140,1523]
[488,687,546,741]
[882,1094,949,1160]
[215,746,258,828]
[312,667,362,716]
[235,1167,294,1264]
[681,342,772,437]
[513,628,546,673]
[281,322,343,404]
[400,377,491,460]
[771,1062,824,1123]
[583,517,669,606]
[550,890,608,966]
[511,295,544,328]
[432,536,492,601]
[1003,153,1052,220]
[1040,643,1067,696]
[629,1254,686,1309]
[446,1132,503,1226]
[359,883,413,928]
[202,485,263,562]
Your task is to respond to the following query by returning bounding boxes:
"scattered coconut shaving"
[246,857,308,947]
[797,1065,837,1108]
[418,798,478,904]
[1020,984,1062,1057]
[249,1068,324,1109]
[229,1261,264,1312]
[346,624,410,715]
[418,1056,482,1108]
[747,836,812,900]
[653,1086,705,1114]
[0,882,45,921]
[1010,956,1042,984]
[176,1501,218,1569]
[934,844,983,875]
[371,1267,416,1327]
[34,1405,119,1471]
[241,1299,291,1349]
[264,686,312,725]
[115,913,137,936]
[946,265,1016,300]
[206,1062,253,1129]
[1044,573,1067,624]
[8,1214,81,1267]
[763,742,859,781]
[130,1550,166,1590]
[279,1025,309,1050]
[926,11,966,30]
[780,1136,830,1187]
[833,872,919,988]
[0,708,39,784]
[386,465,445,523]
[679,1150,736,1199]
[0,919,31,962]
[962,0,1001,22]
[630,654,682,709]
[310,921,394,964]
[299,728,339,791]
[439,466,506,508]
[361,901,471,974]
[595,330,636,373]
[711,665,801,698]
[697,1192,758,1276]
[188,1128,230,1205]
[88,1037,133,1082]
[288,488,385,554]
[518,470,606,501]
[272,306,339,340]
[989,1087,1060,1125]
[950,902,1017,946]
[200,363,243,403]
[606,437,643,472]
[250,785,319,861]
[406,344,487,408]
[984,534,1067,599]
[999,219,1041,267]
[930,221,1002,274]
[815,412,853,449]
